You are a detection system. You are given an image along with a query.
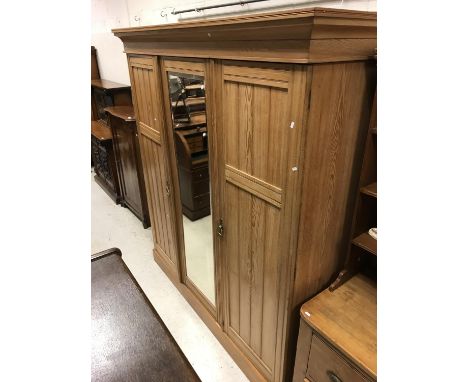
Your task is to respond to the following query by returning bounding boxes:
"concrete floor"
[91,172,248,382]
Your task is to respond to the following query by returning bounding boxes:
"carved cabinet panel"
[91,121,121,203]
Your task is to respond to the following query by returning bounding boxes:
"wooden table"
[293,274,377,382]
[91,248,200,381]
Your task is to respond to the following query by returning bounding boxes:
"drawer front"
[307,336,371,382]
[186,134,207,153]
[193,193,210,210]
[192,166,209,181]
[192,179,210,196]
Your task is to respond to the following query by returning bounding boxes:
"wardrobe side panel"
[284,61,376,382]
[294,61,375,305]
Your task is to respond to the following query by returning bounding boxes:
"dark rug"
[91,248,201,382]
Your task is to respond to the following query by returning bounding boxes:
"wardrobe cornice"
[112,7,376,64]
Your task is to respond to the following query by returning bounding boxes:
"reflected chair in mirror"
[169,76,190,123]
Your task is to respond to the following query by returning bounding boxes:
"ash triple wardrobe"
[113,7,376,382]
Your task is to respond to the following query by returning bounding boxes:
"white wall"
[91,0,377,85]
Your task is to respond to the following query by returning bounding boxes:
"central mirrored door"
[162,60,216,309]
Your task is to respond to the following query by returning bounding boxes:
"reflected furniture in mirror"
[165,69,215,306]
[174,129,211,219]
[170,73,211,221]
[105,106,150,228]
[114,7,376,382]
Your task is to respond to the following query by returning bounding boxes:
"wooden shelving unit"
[352,232,377,255]
[330,83,377,290]
[361,182,377,198]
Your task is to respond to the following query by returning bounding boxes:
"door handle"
[326,371,342,382]
[216,219,224,237]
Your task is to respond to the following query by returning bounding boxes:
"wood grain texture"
[275,61,376,382]
[140,122,161,144]
[291,320,313,382]
[113,7,376,63]
[352,232,377,256]
[206,58,225,323]
[329,78,377,291]
[128,56,179,271]
[106,108,150,227]
[91,120,112,141]
[273,65,312,382]
[220,62,307,381]
[307,335,371,382]
[225,165,282,208]
[91,250,200,382]
[104,105,135,121]
[300,274,377,380]
[293,61,375,307]
[116,9,376,380]
[91,78,129,90]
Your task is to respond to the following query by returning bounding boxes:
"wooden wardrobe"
[113,7,376,382]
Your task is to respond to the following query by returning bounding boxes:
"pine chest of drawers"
[293,275,377,382]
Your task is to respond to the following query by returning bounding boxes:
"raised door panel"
[128,56,178,271]
[220,62,306,380]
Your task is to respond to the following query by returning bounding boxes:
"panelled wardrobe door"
[219,62,307,381]
[128,56,179,277]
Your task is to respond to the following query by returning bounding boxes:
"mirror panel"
[166,71,215,306]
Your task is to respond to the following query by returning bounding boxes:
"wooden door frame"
[159,56,221,320]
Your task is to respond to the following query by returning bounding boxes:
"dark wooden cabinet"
[174,128,210,220]
[91,121,121,203]
[91,46,100,80]
[91,79,132,201]
[91,46,100,121]
[91,79,132,122]
[105,106,150,228]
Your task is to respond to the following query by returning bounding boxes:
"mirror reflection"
[167,71,215,305]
